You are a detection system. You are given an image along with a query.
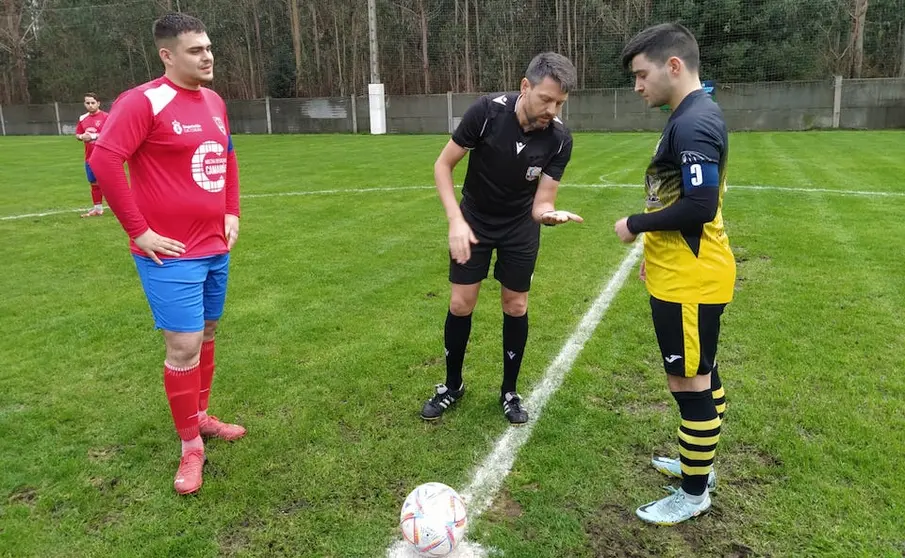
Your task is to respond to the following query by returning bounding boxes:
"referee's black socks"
[444,310,472,390]
[501,312,528,395]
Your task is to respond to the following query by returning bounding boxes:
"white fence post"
[265,96,273,134]
[368,83,386,134]
[447,91,453,134]
[54,101,62,135]
[0,104,6,136]
[832,75,843,129]
[351,94,358,134]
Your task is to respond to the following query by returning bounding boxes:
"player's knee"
[164,333,204,367]
[667,373,710,393]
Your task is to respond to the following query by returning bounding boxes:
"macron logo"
[515,142,525,155]
[664,355,683,364]
[492,95,508,106]
[507,351,517,360]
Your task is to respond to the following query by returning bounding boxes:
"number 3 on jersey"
[682,161,718,190]
[689,163,703,186]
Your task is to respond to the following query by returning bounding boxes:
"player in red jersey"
[90,12,245,495]
[75,92,109,217]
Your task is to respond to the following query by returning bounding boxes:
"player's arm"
[89,93,184,263]
[625,124,722,235]
[533,136,582,225]
[224,129,240,249]
[75,121,88,142]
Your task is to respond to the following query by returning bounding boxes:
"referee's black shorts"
[449,210,540,293]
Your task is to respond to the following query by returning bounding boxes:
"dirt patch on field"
[7,485,38,506]
[484,488,523,523]
[88,445,122,463]
[218,517,265,557]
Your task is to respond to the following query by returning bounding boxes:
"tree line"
[0,0,902,104]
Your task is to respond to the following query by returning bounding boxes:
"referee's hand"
[540,210,583,226]
[449,218,478,265]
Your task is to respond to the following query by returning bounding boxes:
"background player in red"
[74,92,108,217]
[89,12,244,495]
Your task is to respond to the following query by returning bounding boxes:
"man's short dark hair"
[525,52,577,93]
[620,23,700,72]
[153,12,206,47]
[84,92,99,101]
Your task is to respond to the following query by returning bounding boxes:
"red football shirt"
[75,110,109,160]
[91,76,240,259]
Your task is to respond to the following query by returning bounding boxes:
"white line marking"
[0,207,96,221]
[566,183,905,197]
[240,185,434,199]
[387,242,644,558]
[4,183,904,221]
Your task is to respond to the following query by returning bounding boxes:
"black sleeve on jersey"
[627,115,724,234]
[451,97,489,149]
[626,187,719,234]
[543,135,573,181]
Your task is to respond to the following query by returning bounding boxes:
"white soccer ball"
[399,482,468,557]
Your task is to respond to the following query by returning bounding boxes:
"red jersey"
[75,110,109,160]
[91,76,240,259]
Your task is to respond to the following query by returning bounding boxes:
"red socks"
[164,362,201,441]
[199,339,215,413]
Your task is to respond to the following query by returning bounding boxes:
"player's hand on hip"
[225,214,239,250]
[639,259,646,282]
[540,210,583,225]
[133,229,186,265]
[614,217,637,243]
[449,217,478,265]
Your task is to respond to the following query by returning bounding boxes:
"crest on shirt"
[525,166,542,181]
[213,116,227,136]
[645,174,663,209]
[172,120,183,135]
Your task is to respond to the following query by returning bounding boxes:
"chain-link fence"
[2,78,903,137]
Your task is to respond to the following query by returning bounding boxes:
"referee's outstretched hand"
[449,217,478,265]
[134,229,186,265]
[540,210,584,226]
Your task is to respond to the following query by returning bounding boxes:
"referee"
[420,52,583,425]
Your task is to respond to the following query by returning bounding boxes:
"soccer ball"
[399,482,468,557]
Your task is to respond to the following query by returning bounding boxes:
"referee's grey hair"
[525,52,577,93]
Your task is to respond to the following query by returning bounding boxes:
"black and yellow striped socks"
[672,390,721,496]
[711,364,726,419]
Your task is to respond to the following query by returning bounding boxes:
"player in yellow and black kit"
[614,22,735,525]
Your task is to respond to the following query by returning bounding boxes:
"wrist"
[626,215,639,235]
[447,211,465,224]
[131,226,150,240]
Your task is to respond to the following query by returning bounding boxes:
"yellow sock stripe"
[679,448,717,461]
[678,429,720,446]
[681,303,701,377]
[712,387,725,399]
[681,463,713,476]
[681,417,721,431]
[716,403,727,415]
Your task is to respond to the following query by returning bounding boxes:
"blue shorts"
[133,253,231,333]
[85,162,97,184]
